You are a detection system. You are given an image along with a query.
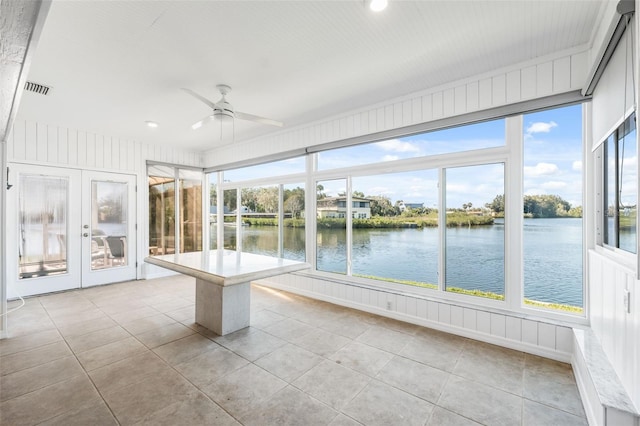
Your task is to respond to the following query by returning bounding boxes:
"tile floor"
[0,276,588,425]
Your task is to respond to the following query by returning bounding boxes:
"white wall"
[205,47,588,168]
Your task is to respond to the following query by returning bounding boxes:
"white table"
[145,250,309,335]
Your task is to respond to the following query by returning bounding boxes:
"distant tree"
[256,187,279,213]
[524,194,573,218]
[284,187,305,218]
[316,184,326,199]
[487,194,505,213]
[369,195,398,217]
[353,190,365,198]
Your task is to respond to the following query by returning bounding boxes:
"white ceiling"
[16,0,605,152]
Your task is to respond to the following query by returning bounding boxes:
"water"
[213,218,585,307]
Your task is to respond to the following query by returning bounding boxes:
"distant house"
[398,201,424,212]
[316,196,371,219]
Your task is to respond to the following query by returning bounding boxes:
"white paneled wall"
[205,48,588,168]
[7,120,202,171]
[589,250,640,412]
[257,273,575,362]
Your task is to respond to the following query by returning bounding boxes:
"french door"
[7,164,137,297]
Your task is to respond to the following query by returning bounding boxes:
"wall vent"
[24,81,52,96]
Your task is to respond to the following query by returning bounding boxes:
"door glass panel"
[179,169,203,253]
[148,175,175,255]
[91,181,128,269]
[18,174,69,279]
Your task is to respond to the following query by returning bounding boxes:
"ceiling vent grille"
[24,81,52,96]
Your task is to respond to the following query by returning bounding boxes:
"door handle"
[83,233,89,237]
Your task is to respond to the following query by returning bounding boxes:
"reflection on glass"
[91,181,128,270]
[445,164,505,299]
[351,171,438,288]
[618,116,637,253]
[18,174,68,279]
[316,179,347,274]
[209,178,217,250]
[283,184,305,261]
[605,134,617,247]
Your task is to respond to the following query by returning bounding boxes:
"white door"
[81,171,137,287]
[7,164,137,297]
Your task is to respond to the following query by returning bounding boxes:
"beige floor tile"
[0,375,102,425]
[135,322,195,348]
[293,328,350,358]
[342,380,434,426]
[39,400,118,426]
[119,313,177,335]
[426,407,481,426]
[153,333,219,365]
[0,328,63,356]
[330,341,393,377]
[202,363,287,418]
[65,325,131,353]
[400,330,465,372]
[240,385,338,426]
[454,340,525,395]
[133,391,240,426]
[355,325,411,354]
[438,375,522,425]
[0,341,71,376]
[263,317,315,341]
[375,355,449,403]
[76,336,147,371]
[293,359,370,410]
[328,414,363,426]
[148,297,194,313]
[523,399,588,426]
[110,306,160,324]
[174,346,249,387]
[56,315,118,338]
[250,309,287,329]
[89,351,170,394]
[0,355,85,402]
[50,308,106,327]
[214,328,286,361]
[103,368,201,425]
[524,365,586,417]
[255,343,323,382]
[319,315,371,340]
[164,305,195,322]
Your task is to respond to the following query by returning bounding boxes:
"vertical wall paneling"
[466,81,479,112]
[427,301,439,321]
[490,313,506,338]
[451,305,464,327]
[553,56,572,92]
[454,86,466,115]
[478,77,493,110]
[392,102,402,129]
[67,129,78,166]
[36,123,47,162]
[421,94,433,122]
[432,92,444,119]
[538,322,556,349]
[47,125,58,164]
[384,104,394,130]
[476,310,491,334]
[521,319,538,345]
[521,66,537,99]
[491,74,506,106]
[443,88,455,117]
[506,70,521,103]
[463,307,477,330]
[438,303,451,324]
[58,127,68,165]
[536,62,553,96]
[411,98,422,124]
[505,316,522,341]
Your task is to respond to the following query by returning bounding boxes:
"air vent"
[24,81,52,96]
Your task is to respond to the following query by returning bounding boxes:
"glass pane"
[18,174,68,279]
[352,170,438,288]
[604,134,617,247]
[619,114,637,253]
[523,104,583,311]
[445,164,505,299]
[148,175,175,255]
[283,183,305,261]
[223,157,305,182]
[316,179,347,274]
[241,186,279,256]
[318,119,505,170]
[91,181,128,269]
[209,176,217,250]
[223,189,237,250]
[180,174,202,253]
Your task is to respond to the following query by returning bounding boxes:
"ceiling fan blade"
[235,111,284,127]
[181,88,218,109]
[191,115,215,130]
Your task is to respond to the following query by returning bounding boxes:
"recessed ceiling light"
[145,121,159,128]
[369,0,388,12]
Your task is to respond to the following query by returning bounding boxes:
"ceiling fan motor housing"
[214,100,234,121]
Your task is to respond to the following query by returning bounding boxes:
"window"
[317,179,347,274]
[283,184,306,262]
[445,163,505,299]
[240,185,279,257]
[523,104,584,312]
[603,112,637,253]
[148,165,203,255]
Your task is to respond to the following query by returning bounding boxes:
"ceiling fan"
[182,84,284,130]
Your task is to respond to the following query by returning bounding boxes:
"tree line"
[486,194,582,218]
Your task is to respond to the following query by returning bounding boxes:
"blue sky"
[222,104,585,209]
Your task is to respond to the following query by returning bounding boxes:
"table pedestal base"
[195,278,251,336]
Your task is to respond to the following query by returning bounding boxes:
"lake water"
[215,217,584,307]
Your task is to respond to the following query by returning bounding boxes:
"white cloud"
[541,181,567,190]
[381,155,399,162]
[524,162,560,177]
[526,121,558,134]
[572,160,582,171]
[374,139,421,153]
